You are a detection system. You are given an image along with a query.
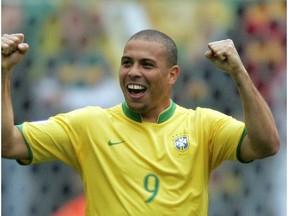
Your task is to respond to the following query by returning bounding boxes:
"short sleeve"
[17,108,93,171]
[200,108,246,170]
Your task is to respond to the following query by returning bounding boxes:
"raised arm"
[205,39,280,162]
[2,33,30,160]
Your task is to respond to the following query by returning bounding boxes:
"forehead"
[123,39,166,60]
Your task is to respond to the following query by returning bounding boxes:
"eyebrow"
[121,55,130,59]
[121,55,156,62]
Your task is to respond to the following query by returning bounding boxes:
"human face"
[119,39,179,122]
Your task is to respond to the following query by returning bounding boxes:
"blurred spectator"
[53,195,85,216]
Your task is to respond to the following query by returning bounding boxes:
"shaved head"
[128,29,178,67]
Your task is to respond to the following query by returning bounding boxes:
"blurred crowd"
[1,1,286,216]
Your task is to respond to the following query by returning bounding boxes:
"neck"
[122,100,176,124]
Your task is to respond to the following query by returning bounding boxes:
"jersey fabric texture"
[17,101,246,216]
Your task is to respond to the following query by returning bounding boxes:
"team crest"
[174,135,189,152]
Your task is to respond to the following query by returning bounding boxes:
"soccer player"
[2,30,279,215]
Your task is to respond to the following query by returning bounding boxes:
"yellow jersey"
[18,101,246,216]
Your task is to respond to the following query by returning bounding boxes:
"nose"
[128,64,142,78]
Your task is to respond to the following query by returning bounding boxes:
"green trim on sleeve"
[16,124,33,165]
[236,128,253,163]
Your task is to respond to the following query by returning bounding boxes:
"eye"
[141,60,155,69]
[121,58,132,67]
[143,63,153,68]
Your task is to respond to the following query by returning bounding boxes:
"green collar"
[121,100,176,124]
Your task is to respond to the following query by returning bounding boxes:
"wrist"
[1,67,13,82]
[230,66,250,85]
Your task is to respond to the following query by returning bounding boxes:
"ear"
[168,65,180,85]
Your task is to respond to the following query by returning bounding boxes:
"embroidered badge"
[174,135,189,152]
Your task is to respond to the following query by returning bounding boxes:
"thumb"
[17,43,29,55]
[204,50,214,60]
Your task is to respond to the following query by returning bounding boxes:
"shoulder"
[175,104,223,118]
[51,104,122,124]
[195,107,229,118]
[174,105,238,125]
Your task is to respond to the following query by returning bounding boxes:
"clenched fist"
[2,33,29,72]
[205,39,246,79]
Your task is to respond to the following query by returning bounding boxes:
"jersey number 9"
[144,173,159,203]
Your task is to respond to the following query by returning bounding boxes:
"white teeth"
[128,84,145,90]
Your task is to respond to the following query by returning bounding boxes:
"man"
[2,30,279,215]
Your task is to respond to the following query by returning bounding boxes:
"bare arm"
[205,39,280,161]
[2,33,30,160]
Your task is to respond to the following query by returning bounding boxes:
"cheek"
[150,75,169,94]
[118,70,126,85]
[154,73,170,86]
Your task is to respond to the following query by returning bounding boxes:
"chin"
[126,101,147,114]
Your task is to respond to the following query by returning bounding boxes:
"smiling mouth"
[127,84,147,96]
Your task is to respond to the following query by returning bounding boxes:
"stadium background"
[1,0,286,215]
